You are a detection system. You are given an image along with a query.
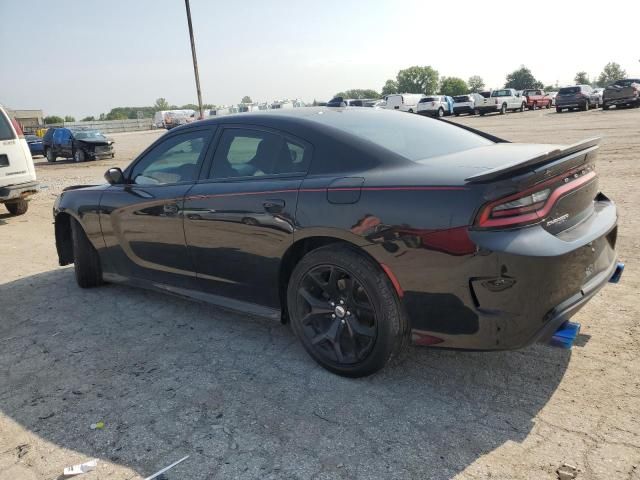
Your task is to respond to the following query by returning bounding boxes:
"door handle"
[163,203,179,215]
[263,199,285,213]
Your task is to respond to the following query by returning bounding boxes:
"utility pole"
[184,0,203,119]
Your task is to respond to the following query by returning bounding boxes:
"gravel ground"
[0,108,639,480]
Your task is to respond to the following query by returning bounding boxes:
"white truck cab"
[384,93,425,113]
[477,88,526,115]
[0,105,37,215]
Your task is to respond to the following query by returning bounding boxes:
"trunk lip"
[465,137,601,184]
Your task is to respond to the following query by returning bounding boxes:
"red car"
[522,89,552,110]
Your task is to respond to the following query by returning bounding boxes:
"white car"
[452,94,478,116]
[416,95,451,117]
[384,93,425,113]
[0,104,37,215]
[477,88,526,115]
[592,88,604,105]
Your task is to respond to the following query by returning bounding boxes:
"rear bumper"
[604,96,639,105]
[406,197,619,350]
[0,180,38,202]
[477,105,499,113]
[556,99,587,108]
[454,106,475,114]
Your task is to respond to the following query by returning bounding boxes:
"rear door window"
[210,128,310,179]
[0,110,15,141]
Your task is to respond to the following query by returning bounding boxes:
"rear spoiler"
[465,137,601,184]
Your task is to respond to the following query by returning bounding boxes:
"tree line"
[334,61,629,100]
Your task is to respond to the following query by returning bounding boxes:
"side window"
[210,128,310,179]
[130,130,211,185]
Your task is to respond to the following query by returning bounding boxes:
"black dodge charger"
[53,108,622,377]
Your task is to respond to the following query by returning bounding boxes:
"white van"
[0,104,37,215]
[384,93,425,113]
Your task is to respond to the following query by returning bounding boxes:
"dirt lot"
[1,109,639,480]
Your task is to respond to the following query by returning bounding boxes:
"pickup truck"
[602,79,640,110]
[476,88,526,115]
[522,89,552,110]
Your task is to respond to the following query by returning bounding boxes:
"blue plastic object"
[549,321,581,349]
[609,262,625,284]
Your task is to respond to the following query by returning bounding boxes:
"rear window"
[479,91,491,98]
[423,97,437,102]
[0,109,15,141]
[453,96,470,102]
[308,110,492,161]
[611,79,640,87]
[559,87,580,94]
[491,90,512,97]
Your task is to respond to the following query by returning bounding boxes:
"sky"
[1,0,638,118]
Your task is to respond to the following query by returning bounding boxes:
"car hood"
[76,138,113,145]
[62,184,110,192]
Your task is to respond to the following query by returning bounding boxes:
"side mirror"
[104,167,125,185]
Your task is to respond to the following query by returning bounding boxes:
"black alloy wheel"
[288,245,407,377]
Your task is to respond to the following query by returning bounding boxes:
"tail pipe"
[609,262,625,284]
[549,321,581,349]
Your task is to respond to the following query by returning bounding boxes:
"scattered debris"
[63,458,98,476]
[52,331,60,337]
[38,412,55,420]
[557,463,578,480]
[16,444,30,458]
[143,455,189,480]
[89,421,105,430]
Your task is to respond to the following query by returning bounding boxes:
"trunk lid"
[463,138,600,234]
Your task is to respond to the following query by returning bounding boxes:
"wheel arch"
[54,211,75,265]
[278,234,397,323]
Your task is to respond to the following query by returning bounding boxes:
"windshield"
[308,109,492,161]
[491,90,512,97]
[72,130,107,140]
[559,87,580,94]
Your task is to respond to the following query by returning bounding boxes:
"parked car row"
[327,78,638,119]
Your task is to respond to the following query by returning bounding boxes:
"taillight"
[10,118,24,138]
[475,167,597,229]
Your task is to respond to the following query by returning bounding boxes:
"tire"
[479,111,486,116]
[582,101,589,112]
[520,102,526,112]
[602,102,610,110]
[454,112,460,117]
[500,103,507,115]
[437,107,444,118]
[74,149,85,163]
[545,102,550,109]
[287,245,408,377]
[5,199,28,215]
[71,218,104,288]
[556,107,562,113]
[408,109,413,114]
[46,148,56,163]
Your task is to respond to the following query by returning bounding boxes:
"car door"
[183,125,311,310]
[99,127,214,288]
